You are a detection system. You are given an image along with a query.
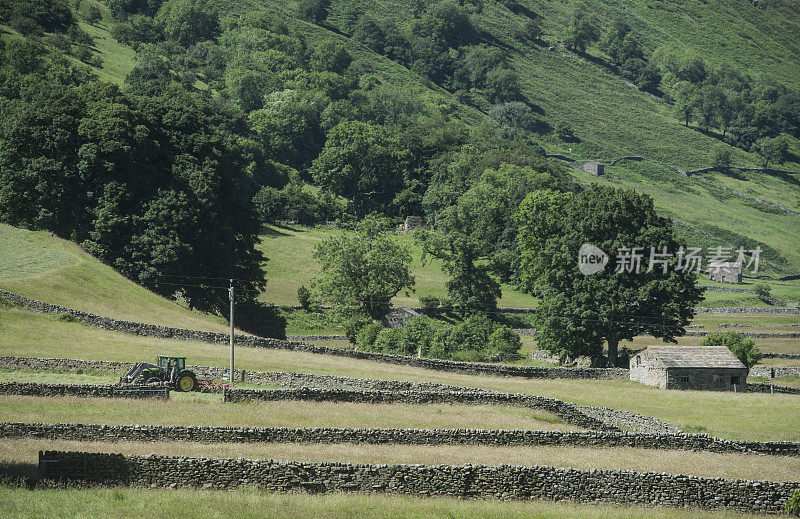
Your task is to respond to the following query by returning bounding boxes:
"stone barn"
[582,161,605,176]
[397,216,427,234]
[629,346,748,391]
[708,262,742,283]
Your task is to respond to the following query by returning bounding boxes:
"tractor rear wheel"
[177,372,198,392]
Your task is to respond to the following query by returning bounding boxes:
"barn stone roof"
[643,346,746,369]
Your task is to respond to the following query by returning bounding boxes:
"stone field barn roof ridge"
[643,346,746,369]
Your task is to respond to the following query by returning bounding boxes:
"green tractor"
[119,355,198,392]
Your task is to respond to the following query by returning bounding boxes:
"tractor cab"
[157,355,186,373]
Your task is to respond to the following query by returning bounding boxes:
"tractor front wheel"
[177,372,198,392]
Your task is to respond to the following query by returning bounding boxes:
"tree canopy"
[0,52,265,315]
[310,121,410,216]
[700,331,761,369]
[516,185,703,366]
[312,216,415,319]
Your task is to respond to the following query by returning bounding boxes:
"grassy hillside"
[254,0,800,271]
[0,224,230,332]
[3,0,799,306]
[257,225,538,308]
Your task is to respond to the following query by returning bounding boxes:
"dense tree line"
[659,54,799,161]
[0,42,266,315]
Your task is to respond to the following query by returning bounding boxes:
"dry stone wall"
[746,382,800,395]
[38,451,800,513]
[0,290,627,381]
[0,356,684,434]
[749,366,800,378]
[694,307,800,314]
[0,382,168,399]
[6,423,798,456]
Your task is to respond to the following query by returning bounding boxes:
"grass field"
[0,395,573,431]
[0,224,230,332]
[0,369,117,385]
[0,486,770,519]
[2,438,798,482]
[2,307,798,441]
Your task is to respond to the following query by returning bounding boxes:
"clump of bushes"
[418,295,440,312]
[344,315,372,344]
[297,285,313,310]
[350,313,521,361]
[753,283,772,303]
[700,330,761,368]
[253,183,347,226]
[355,321,384,351]
[57,312,81,323]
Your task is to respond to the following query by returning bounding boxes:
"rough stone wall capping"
[0,382,168,399]
[36,451,800,513]
[0,290,629,381]
[4,422,798,457]
[760,352,800,359]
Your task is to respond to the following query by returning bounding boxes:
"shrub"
[418,295,440,312]
[57,313,80,323]
[753,283,771,302]
[439,297,455,313]
[700,331,761,368]
[68,25,95,47]
[399,316,435,356]
[487,325,522,356]
[373,327,402,353]
[712,147,732,170]
[355,322,383,350]
[72,46,95,64]
[110,15,163,49]
[450,349,485,362]
[296,0,329,24]
[512,19,542,42]
[85,5,102,24]
[555,122,578,142]
[344,316,372,344]
[297,285,313,310]
[43,33,72,52]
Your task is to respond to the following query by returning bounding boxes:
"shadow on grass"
[260,225,293,238]
[237,302,287,339]
[759,166,800,187]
